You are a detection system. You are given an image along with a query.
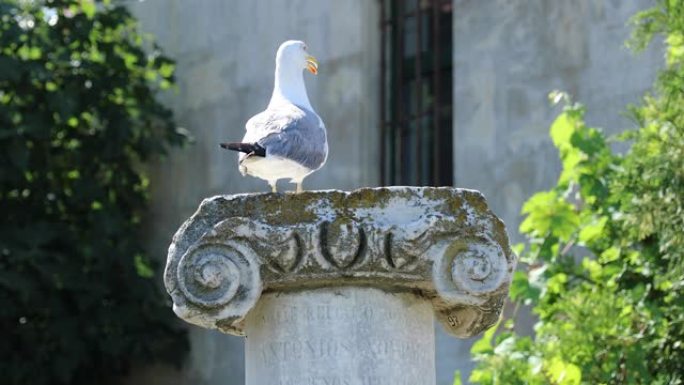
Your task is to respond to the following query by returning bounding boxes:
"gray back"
[250,104,328,171]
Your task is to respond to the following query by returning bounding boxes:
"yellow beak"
[306,55,318,75]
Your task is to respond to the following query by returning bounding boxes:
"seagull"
[220,40,328,193]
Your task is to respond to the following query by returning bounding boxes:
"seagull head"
[276,40,318,75]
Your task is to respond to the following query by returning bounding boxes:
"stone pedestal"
[164,187,516,385]
[245,288,435,385]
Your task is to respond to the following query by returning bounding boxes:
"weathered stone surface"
[245,287,435,385]
[165,187,516,338]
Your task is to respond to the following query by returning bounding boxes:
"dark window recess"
[379,0,453,186]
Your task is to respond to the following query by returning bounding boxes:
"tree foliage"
[0,1,188,384]
[468,1,684,384]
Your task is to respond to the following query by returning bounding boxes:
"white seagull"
[221,40,328,193]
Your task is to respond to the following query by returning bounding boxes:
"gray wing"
[243,105,328,171]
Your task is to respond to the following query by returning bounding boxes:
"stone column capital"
[165,187,516,337]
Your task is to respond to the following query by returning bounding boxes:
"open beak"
[306,55,318,75]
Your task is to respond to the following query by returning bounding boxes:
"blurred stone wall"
[124,1,661,384]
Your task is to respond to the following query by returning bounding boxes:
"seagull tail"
[219,142,266,157]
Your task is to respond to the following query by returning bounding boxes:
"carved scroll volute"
[211,218,302,273]
[169,239,262,335]
[386,215,443,270]
[430,236,511,336]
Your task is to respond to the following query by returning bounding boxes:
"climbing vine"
[467,1,684,384]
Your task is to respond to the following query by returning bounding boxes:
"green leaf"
[452,371,463,385]
[581,259,603,281]
[134,254,155,278]
[599,247,620,263]
[570,126,607,156]
[509,271,528,301]
[550,112,575,148]
[80,0,96,19]
[520,191,579,241]
[469,369,493,384]
[510,271,540,303]
[558,147,584,185]
[511,242,525,256]
[547,273,567,294]
[29,47,42,60]
[546,358,581,385]
[471,319,500,355]
[578,216,608,244]
[159,62,175,78]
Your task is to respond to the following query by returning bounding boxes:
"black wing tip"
[220,142,243,151]
[219,142,266,157]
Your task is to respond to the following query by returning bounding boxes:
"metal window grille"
[379,0,453,186]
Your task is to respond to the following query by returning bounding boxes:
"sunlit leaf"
[578,216,608,244]
[550,112,575,148]
[452,371,463,385]
[471,319,500,355]
[80,0,96,19]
